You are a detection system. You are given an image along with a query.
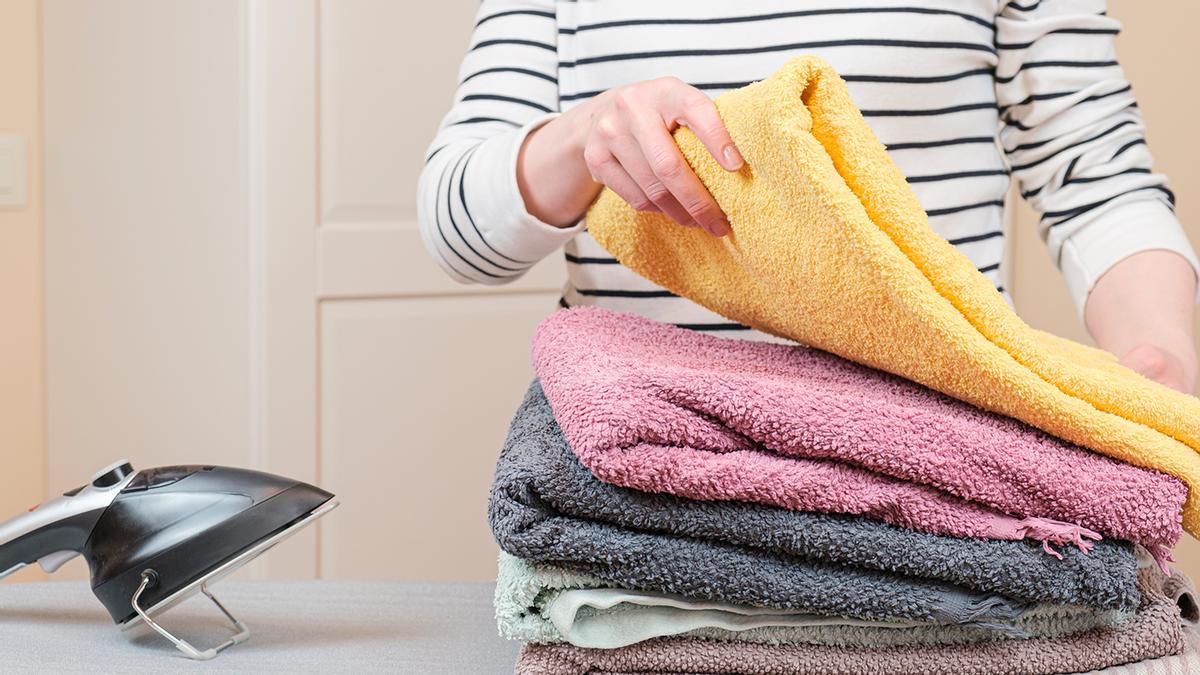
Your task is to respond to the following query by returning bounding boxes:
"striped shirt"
[418,0,1199,338]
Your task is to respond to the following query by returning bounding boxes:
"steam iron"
[0,460,338,660]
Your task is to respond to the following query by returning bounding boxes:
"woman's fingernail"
[715,218,731,236]
[722,145,744,170]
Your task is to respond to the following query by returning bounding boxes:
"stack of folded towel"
[486,55,1200,674]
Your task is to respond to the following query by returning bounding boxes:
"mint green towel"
[495,553,1131,649]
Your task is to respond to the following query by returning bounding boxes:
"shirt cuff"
[1059,198,1200,324]
[461,112,586,264]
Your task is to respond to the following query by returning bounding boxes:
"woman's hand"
[1120,343,1197,394]
[1086,249,1198,394]
[517,77,743,235]
[578,78,745,236]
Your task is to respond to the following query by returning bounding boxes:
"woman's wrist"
[516,105,602,228]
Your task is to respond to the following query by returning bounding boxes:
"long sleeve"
[417,0,582,285]
[995,0,1199,318]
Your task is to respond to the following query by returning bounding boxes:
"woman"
[417,0,1199,393]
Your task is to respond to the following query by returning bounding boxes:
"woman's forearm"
[1085,249,1198,392]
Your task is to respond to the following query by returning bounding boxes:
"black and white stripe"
[418,0,1191,337]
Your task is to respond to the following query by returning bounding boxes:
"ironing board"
[1,579,1197,673]
[0,580,518,673]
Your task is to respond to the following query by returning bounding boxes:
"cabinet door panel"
[319,294,558,580]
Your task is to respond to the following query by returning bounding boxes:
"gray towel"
[489,382,1139,623]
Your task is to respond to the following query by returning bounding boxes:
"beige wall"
[0,0,48,581]
[1009,1,1200,574]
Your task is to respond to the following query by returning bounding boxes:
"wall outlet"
[0,134,29,209]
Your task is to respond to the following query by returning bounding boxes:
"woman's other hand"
[1087,249,1198,395]
[517,77,743,235]
[1120,343,1197,395]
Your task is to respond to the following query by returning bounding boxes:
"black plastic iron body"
[83,465,333,624]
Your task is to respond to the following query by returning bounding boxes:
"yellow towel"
[586,56,1200,535]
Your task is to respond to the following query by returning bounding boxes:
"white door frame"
[243,0,321,579]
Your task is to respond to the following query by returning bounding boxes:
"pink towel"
[532,307,1184,558]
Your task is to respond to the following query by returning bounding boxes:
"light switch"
[0,134,29,209]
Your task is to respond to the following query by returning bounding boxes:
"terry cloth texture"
[1164,572,1200,627]
[495,553,1131,650]
[513,568,1187,675]
[490,382,1141,615]
[1093,629,1200,675]
[489,383,1026,626]
[584,54,1200,536]
[532,307,1184,557]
